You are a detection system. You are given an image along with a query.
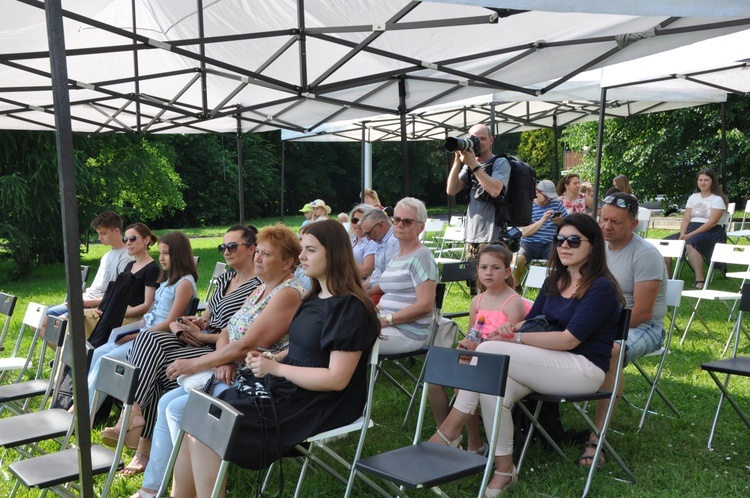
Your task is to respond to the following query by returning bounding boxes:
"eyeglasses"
[392,217,418,227]
[351,217,360,225]
[363,221,383,238]
[218,242,253,254]
[603,195,637,216]
[553,234,589,248]
[122,235,140,243]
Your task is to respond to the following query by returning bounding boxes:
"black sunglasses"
[351,217,360,225]
[553,234,589,248]
[122,235,140,243]
[392,217,419,227]
[218,242,253,254]
[603,195,637,216]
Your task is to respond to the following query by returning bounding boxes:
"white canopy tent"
[5,2,750,493]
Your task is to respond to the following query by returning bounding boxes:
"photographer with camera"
[446,124,511,271]
[512,180,568,290]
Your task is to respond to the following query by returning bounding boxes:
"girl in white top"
[663,168,728,288]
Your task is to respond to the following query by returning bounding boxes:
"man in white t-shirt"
[47,211,133,317]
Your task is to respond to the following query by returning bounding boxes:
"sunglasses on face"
[392,217,418,227]
[122,235,140,243]
[351,217,360,225]
[218,242,253,254]
[603,195,637,216]
[553,234,589,248]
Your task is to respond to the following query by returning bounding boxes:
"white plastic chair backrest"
[424,219,445,233]
[645,238,686,259]
[635,207,651,236]
[738,199,750,231]
[449,215,465,228]
[23,302,48,330]
[211,262,227,280]
[442,226,464,242]
[719,202,735,230]
[522,265,547,297]
[665,279,683,310]
[711,243,750,266]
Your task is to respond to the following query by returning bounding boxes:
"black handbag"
[517,315,561,333]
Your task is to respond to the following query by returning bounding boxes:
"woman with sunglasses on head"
[83,223,160,338]
[349,203,378,280]
[112,226,263,476]
[429,214,623,497]
[376,197,438,355]
[663,167,728,289]
[173,219,378,497]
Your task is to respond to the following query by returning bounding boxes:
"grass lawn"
[0,226,749,497]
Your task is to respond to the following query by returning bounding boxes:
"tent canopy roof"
[2,0,749,135]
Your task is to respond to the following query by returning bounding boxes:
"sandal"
[577,439,606,468]
[692,280,705,290]
[484,466,517,497]
[100,404,145,450]
[436,428,463,448]
[121,438,150,475]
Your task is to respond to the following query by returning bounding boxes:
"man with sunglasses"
[512,179,567,290]
[446,123,511,273]
[578,191,668,467]
[359,208,399,299]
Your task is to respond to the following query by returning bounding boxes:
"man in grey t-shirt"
[580,191,668,467]
[446,123,511,263]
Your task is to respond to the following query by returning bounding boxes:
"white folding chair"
[420,219,446,251]
[434,226,465,264]
[645,238,686,280]
[726,199,750,243]
[680,244,750,347]
[197,261,228,313]
[0,303,48,384]
[630,279,683,431]
[717,202,736,234]
[701,283,750,449]
[522,265,547,299]
[356,347,511,498]
[635,207,652,238]
[448,215,465,228]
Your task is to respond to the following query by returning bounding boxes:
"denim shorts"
[620,320,665,365]
[519,240,552,261]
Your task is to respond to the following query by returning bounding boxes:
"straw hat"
[309,199,332,215]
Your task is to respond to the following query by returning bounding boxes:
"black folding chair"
[356,347,510,498]
[516,309,635,498]
[702,282,750,449]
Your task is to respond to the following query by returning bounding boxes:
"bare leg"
[190,438,226,498]
[487,454,515,491]
[428,385,450,428]
[172,437,196,498]
[466,412,484,452]
[428,407,471,446]
[512,254,527,289]
[685,245,705,282]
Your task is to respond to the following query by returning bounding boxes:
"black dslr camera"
[495,227,522,253]
[444,135,481,157]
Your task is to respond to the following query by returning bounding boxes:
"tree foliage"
[517,128,563,181]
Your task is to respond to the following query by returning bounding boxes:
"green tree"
[517,128,563,181]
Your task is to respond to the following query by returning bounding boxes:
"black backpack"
[473,154,537,229]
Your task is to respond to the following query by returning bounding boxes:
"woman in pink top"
[429,243,529,456]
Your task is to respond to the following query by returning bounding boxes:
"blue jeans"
[622,320,665,365]
[47,303,69,317]
[88,342,134,410]
[141,381,234,491]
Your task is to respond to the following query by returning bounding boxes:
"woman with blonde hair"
[613,174,632,195]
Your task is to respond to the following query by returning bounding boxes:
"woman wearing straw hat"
[310,199,332,222]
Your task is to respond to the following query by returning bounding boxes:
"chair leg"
[706,371,750,449]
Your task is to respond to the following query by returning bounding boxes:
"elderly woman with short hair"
[376,197,438,354]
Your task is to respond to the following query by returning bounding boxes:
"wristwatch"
[516,332,523,344]
[386,313,394,326]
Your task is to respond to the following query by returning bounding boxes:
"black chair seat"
[378,345,428,361]
[0,379,48,403]
[0,409,72,447]
[702,357,750,376]
[357,443,487,489]
[10,445,122,488]
[526,390,614,404]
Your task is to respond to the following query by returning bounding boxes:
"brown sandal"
[577,439,606,468]
[101,404,145,450]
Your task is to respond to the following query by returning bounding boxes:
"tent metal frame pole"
[281,136,286,223]
[131,0,141,132]
[197,0,208,117]
[45,1,94,494]
[721,101,727,192]
[593,87,608,213]
[553,114,560,180]
[361,122,366,202]
[399,75,409,196]
[236,114,245,225]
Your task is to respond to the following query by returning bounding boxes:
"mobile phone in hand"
[553,211,562,218]
[176,317,184,323]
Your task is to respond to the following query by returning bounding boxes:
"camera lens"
[444,137,474,153]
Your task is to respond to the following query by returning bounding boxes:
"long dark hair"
[556,173,580,196]
[158,231,198,286]
[301,220,380,325]
[546,213,623,304]
[695,168,728,205]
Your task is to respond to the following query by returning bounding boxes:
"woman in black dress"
[173,220,379,497]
